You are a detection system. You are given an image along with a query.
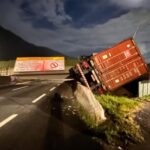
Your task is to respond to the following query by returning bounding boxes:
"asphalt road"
[0,78,102,150]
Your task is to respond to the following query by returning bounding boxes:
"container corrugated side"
[91,38,148,91]
[92,38,142,73]
[102,57,148,90]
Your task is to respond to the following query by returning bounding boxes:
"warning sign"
[14,57,65,72]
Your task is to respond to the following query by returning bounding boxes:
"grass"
[65,57,79,66]
[95,95,143,144]
[141,95,150,101]
[0,60,15,69]
[76,102,100,128]
[78,94,144,145]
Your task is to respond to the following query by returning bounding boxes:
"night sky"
[0,0,150,61]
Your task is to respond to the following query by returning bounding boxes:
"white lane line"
[12,86,29,91]
[49,87,56,92]
[50,79,74,81]
[0,114,18,128]
[16,81,31,85]
[32,93,46,103]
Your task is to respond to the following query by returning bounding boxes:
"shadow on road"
[43,86,103,150]
[44,93,65,150]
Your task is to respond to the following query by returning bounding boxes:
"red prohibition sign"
[50,62,58,68]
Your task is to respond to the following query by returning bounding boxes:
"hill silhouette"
[0,26,64,59]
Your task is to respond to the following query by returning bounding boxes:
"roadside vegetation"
[79,94,144,146]
[65,57,79,66]
[96,95,143,144]
[141,95,150,101]
[0,60,15,69]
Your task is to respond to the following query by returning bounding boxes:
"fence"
[139,80,150,97]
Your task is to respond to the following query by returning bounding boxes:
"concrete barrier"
[0,76,11,84]
[74,82,106,126]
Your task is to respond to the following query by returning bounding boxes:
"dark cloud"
[18,0,72,26]
[33,18,57,30]
[20,1,58,30]
[64,0,129,27]
[20,1,37,20]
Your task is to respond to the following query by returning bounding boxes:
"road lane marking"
[51,79,74,81]
[12,86,29,91]
[0,114,18,128]
[16,81,31,85]
[49,87,56,92]
[32,93,46,103]
[0,96,5,100]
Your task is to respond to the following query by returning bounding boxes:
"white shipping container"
[138,80,150,97]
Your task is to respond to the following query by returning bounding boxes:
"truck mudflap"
[76,64,91,90]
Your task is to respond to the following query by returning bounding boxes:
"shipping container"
[91,38,148,91]
[69,38,149,94]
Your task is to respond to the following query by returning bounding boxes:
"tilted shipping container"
[69,38,149,94]
[91,38,148,91]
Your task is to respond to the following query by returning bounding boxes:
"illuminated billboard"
[14,57,65,72]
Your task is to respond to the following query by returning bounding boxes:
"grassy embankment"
[80,94,144,145]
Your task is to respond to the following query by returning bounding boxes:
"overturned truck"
[70,38,149,95]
